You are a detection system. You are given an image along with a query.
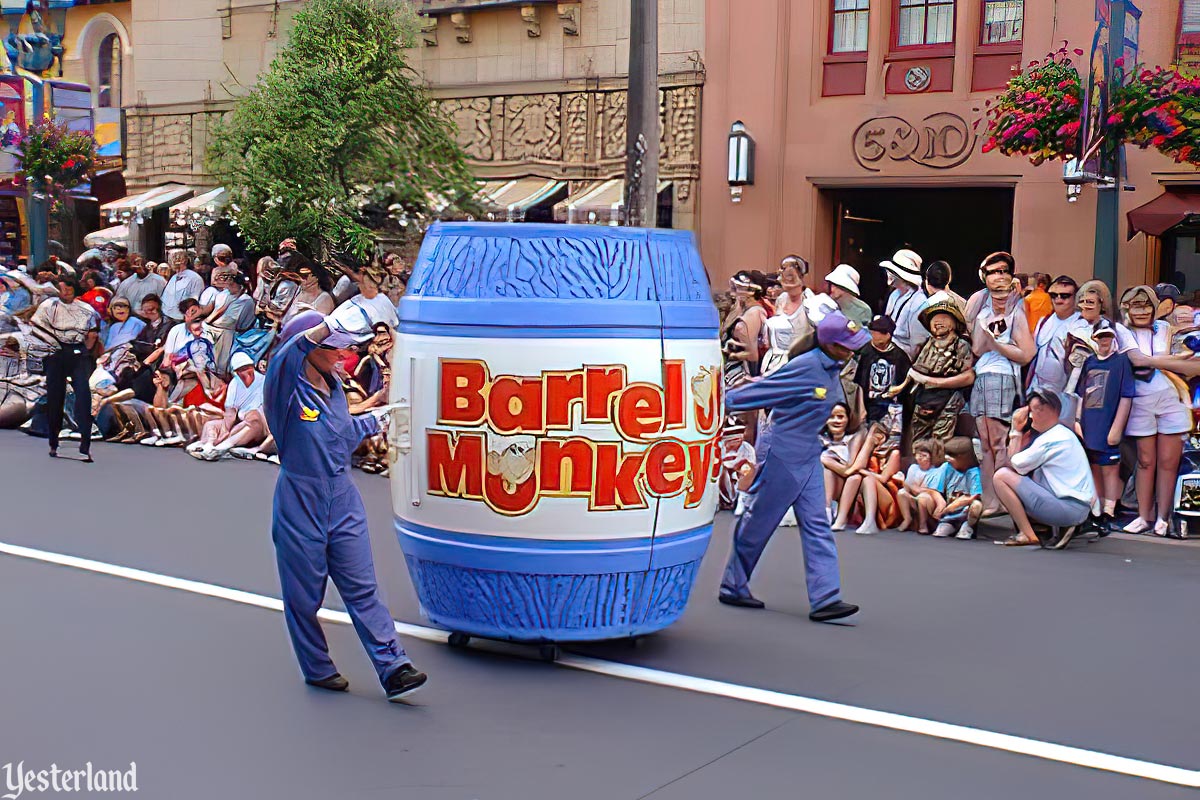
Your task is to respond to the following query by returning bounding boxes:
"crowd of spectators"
[0,239,411,476]
[718,250,1200,548]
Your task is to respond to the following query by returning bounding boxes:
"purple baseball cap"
[278,310,324,344]
[817,310,870,350]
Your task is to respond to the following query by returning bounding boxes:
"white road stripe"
[1,539,1197,789]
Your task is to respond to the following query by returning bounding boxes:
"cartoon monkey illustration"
[486,440,536,493]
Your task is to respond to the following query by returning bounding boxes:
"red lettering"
[427,430,484,498]
[539,439,594,495]
[584,366,626,423]
[592,442,647,510]
[615,383,665,441]
[439,360,488,425]
[662,361,686,428]
[489,376,543,434]
[484,467,539,516]
[644,440,688,497]
[545,371,585,429]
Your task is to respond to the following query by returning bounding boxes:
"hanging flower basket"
[983,46,1084,165]
[14,116,97,211]
[1109,65,1200,166]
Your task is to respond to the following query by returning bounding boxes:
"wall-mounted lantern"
[727,120,755,203]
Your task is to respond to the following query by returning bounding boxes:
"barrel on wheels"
[389,222,722,642]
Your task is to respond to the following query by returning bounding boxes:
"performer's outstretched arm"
[727,363,827,413]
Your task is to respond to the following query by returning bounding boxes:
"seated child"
[897,438,944,532]
[1074,319,1135,530]
[918,436,983,539]
[831,418,901,535]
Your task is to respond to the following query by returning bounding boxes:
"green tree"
[207,0,476,260]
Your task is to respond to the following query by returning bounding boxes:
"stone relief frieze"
[503,94,562,161]
[435,85,700,182]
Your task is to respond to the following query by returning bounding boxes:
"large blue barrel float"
[390,222,722,642]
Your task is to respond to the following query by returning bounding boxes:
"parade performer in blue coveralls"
[719,310,868,622]
[264,310,427,701]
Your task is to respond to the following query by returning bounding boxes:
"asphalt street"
[1,430,1198,799]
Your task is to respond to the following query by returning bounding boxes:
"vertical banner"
[0,75,25,178]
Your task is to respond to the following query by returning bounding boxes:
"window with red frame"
[831,0,870,53]
[1179,0,1200,61]
[981,0,1022,44]
[896,0,954,48]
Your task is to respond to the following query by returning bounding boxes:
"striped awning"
[477,177,565,215]
[553,179,672,223]
[169,187,228,227]
[101,184,194,223]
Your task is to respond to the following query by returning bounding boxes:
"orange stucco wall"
[700,0,1198,293]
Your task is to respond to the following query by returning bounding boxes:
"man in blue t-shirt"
[1073,319,1135,527]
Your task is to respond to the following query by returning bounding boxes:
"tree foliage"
[207,0,476,259]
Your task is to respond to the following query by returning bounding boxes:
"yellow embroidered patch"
[814,387,827,399]
[299,404,320,422]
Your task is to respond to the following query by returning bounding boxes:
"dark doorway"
[826,187,1015,313]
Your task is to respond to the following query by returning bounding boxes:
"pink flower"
[1024,130,1038,140]
[1108,113,1123,125]
[1114,57,1125,68]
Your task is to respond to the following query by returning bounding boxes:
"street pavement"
[1,430,1198,799]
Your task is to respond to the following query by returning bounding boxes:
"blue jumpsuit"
[721,349,845,610]
[264,333,410,685]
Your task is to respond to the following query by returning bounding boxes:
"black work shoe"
[718,593,765,609]
[305,673,349,692]
[809,601,859,623]
[384,664,427,702]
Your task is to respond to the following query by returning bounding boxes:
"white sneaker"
[156,434,185,447]
[201,447,228,461]
[1123,517,1152,534]
[1153,518,1169,537]
[932,522,956,538]
[229,447,256,460]
[139,434,161,446]
[62,429,81,440]
[855,520,880,535]
[266,454,281,465]
[956,523,976,540]
[185,442,206,454]
[186,446,208,460]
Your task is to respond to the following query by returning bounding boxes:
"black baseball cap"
[867,314,896,334]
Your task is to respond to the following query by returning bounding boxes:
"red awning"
[1127,189,1200,239]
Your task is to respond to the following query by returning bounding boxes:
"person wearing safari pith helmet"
[264,310,426,702]
[718,310,867,623]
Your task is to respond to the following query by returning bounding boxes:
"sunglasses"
[984,268,1012,277]
[1049,292,1074,300]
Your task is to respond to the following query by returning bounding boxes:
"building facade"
[404,0,704,230]
[116,0,705,233]
[699,0,1200,304]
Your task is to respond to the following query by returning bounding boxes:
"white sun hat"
[825,263,861,296]
[879,249,923,287]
